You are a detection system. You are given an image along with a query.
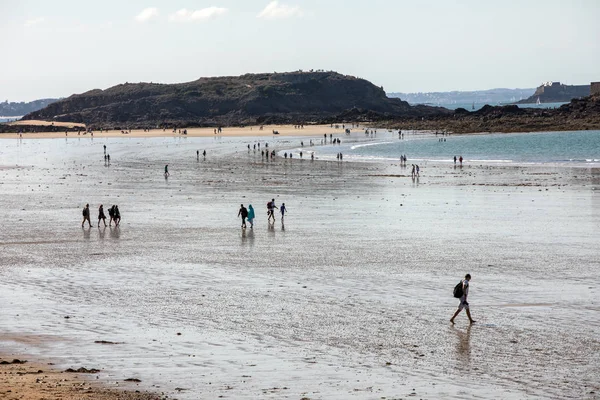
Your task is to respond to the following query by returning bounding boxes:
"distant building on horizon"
[516,81,590,104]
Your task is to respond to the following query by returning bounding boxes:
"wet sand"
[0,132,599,399]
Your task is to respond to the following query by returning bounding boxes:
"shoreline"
[0,352,161,400]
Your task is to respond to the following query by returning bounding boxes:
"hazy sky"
[1,0,599,101]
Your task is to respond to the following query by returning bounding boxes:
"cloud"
[135,7,159,23]
[24,17,45,27]
[257,1,303,19]
[169,7,228,22]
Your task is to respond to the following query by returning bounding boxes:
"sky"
[1,0,599,102]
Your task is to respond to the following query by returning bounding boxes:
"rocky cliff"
[516,82,589,104]
[23,72,450,128]
[385,94,600,133]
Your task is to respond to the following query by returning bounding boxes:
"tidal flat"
[0,133,599,399]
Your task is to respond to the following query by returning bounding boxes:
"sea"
[412,102,568,111]
[0,116,21,123]
[302,130,600,165]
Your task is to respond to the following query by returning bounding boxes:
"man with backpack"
[267,199,276,223]
[450,274,475,324]
[81,204,92,228]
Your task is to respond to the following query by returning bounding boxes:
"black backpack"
[453,281,464,298]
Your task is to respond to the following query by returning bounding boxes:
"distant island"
[389,88,535,108]
[516,81,590,104]
[4,74,600,135]
[21,71,449,129]
[0,98,58,117]
[383,91,600,133]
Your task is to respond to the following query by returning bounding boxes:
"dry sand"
[0,133,598,399]
[4,121,351,139]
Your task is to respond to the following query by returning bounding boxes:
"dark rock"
[65,367,101,373]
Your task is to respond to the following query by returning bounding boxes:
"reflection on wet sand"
[109,226,120,239]
[241,229,255,246]
[452,324,472,364]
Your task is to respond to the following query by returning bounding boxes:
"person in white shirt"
[450,274,476,324]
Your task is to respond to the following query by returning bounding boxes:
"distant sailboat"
[536,97,541,105]
[472,101,475,110]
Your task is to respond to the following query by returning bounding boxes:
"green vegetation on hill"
[23,72,450,128]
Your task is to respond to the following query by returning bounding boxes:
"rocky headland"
[20,71,449,130]
[516,82,589,104]
[383,94,600,133]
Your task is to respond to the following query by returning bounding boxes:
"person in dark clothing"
[82,204,92,228]
[114,206,121,226]
[98,204,107,227]
[238,204,248,228]
[108,205,115,226]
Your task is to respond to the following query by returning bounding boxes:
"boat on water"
[536,97,541,105]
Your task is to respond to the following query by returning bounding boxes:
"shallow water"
[1,134,599,399]
[311,130,600,165]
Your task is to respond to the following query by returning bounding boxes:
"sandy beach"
[4,121,352,139]
[0,130,599,399]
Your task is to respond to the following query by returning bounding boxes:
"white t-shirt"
[462,279,470,297]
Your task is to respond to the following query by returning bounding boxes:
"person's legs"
[450,309,461,324]
[466,309,475,324]
[451,300,466,324]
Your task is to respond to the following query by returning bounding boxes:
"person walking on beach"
[98,204,107,228]
[238,204,248,228]
[114,205,121,226]
[108,205,115,226]
[280,203,287,221]
[459,156,463,166]
[416,164,420,177]
[450,274,476,324]
[103,145,106,155]
[82,204,92,228]
[411,164,416,178]
[247,204,255,229]
[267,199,276,223]
[164,164,169,177]
[454,156,457,165]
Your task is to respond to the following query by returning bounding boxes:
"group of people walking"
[411,164,420,178]
[82,204,120,228]
[237,199,287,229]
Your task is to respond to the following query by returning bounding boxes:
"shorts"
[457,297,469,311]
